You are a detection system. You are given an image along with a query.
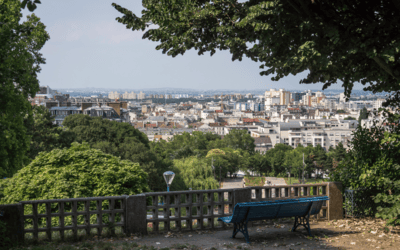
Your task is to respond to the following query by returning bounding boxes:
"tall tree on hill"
[222,129,255,154]
[0,0,49,177]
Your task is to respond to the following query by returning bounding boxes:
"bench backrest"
[231,196,328,223]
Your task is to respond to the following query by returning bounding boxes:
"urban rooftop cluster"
[29,86,389,154]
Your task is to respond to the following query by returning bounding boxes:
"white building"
[138,91,146,100]
[122,91,137,99]
[374,98,385,110]
[108,91,120,99]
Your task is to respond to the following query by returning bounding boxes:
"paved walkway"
[19,218,400,249]
[122,220,345,249]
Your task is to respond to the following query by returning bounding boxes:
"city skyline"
[24,0,367,91]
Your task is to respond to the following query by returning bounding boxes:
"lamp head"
[163,171,175,186]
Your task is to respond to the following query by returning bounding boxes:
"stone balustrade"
[0,182,343,242]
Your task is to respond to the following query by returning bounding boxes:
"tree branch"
[373,56,400,80]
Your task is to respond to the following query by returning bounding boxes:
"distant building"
[83,105,122,120]
[374,98,385,110]
[108,91,120,99]
[122,91,137,99]
[49,106,82,125]
[339,93,347,103]
[291,92,307,102]
[264,88,291,109]
[138,91,146,100]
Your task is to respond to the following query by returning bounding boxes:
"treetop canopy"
[113,0,400,105]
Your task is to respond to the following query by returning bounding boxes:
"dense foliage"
[331,123,400,224]
[62,115,170,191]
[24,105,76,163]
[0,142,149,204]
[173,156,219,190]
[0,0,49,177]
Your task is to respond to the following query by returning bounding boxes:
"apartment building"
[264,88,291,109]
[122,91,137,99]
[108,91,120,99]
[49,106,82,125]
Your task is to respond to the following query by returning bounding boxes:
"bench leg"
[232,221,250,243]
[291,215,312,236]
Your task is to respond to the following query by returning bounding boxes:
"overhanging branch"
[373,56,400,81]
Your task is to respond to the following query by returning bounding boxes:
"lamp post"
[219,166,221,188]
[211,157,215,179]
[163,171,175,192]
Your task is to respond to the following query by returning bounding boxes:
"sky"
[22,0,364,91]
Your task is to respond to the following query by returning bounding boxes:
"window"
[330,133,334,136]
[335,133,339,136]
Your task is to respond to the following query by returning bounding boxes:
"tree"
[331,123,400,224]
[0,0,49,177]
[113,1,400,105]
[0,142,150,204]
[222,129,255,153]
[205,148,242,178]
[245,152,270,176]
[173,157,219,190]
[265,143,293,176]
[24,106,76,163]
[312,144,328,177]
[62,115,172,191]
[358,107,368,124]
[283,144,314,179]
[63,115,149,148]
[344,117,356,120]
[328,142,347,170]
[151,131,222,160]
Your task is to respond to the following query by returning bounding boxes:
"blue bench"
[218,196,329,243]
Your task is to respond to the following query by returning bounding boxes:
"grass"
[244,176,327,186]
[283,177,326,185]
[244,176,265,186]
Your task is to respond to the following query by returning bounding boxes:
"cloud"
[48,20,144,44]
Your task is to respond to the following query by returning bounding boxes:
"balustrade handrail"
[143,189,235,196]
[19,196,127,204]
[0,182,343,243]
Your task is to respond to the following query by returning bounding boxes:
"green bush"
[0,142,150,227]
[331,121,400,225]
